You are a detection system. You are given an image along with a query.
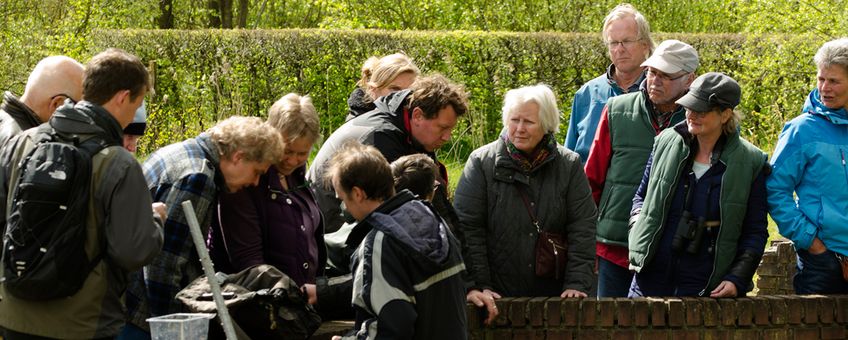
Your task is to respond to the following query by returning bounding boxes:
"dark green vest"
[595,92,685,246]
[628,125,767,291]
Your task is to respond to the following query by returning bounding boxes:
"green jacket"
[629,124,767,291]
[595,91,685,246]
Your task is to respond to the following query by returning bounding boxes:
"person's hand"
[809,237,827,255]
[152,202,167,222]
[331,336,342,340]
[560,289,587,298]
[466,289,501,325]
[302,284,317,305]
[710,280,738,298]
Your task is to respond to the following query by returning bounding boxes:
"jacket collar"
[50,100,123,145]
[1,91,41,127]
[802,89,848,125]
[492,137,558,184]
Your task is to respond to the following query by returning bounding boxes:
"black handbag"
[515,185,568,279]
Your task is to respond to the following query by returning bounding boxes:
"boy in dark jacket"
[327,142,467,340]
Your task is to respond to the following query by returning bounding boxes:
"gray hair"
[601,3,655,55]
[501,84,560,134]
[814,38,848,73]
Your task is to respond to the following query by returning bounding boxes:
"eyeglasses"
[647,69,690,82]
[606,38,642,49]
[50,93,77,105]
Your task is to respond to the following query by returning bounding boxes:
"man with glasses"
[565,4,654,163]
[0,56,84,147]
[585,39,699,297]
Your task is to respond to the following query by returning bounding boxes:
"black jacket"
[0,92,42,147]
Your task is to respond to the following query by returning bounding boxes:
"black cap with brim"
[675,72,741,112]
[123,122,146,136]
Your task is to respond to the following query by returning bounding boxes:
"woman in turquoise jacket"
[767,38,848,294]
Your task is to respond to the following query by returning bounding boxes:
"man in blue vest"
[585,40,699,297]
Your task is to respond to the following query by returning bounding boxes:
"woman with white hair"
[768,38,848,294]
[454,84,596,323]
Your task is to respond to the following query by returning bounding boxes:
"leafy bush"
[85,29,819,160]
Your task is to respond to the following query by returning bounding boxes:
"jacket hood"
[50,100,123,145]
[366,190,450,264]
[802,89,848,125]
[347,88,377,118]
[372,89,411,121]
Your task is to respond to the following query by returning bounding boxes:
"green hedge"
[84,29,818,160]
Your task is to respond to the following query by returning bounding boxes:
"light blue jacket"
[767,89,848,255]
[564,65,644,163]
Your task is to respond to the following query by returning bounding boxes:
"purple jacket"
[209,165,326,286]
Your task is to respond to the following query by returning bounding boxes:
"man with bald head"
[0,55,84,146]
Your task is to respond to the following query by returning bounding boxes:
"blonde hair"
[358,53,420,101]
[267,93,320,144]
[602,3,655,56]
[207,116,283,164]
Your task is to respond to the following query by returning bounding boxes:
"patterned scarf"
[502,131,557,173]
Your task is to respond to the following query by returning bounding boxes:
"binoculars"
[671,210,708,254]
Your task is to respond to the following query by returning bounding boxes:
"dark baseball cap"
[676,72,741,112]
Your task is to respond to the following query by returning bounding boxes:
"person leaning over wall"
[122,116,283,339]
[345,52,420,122]
[327,142,467,340]
[454,84,596,325]
[628,72,769,297]
[564,3,654,163]
[767,38,848,295]
[585,39,699,298]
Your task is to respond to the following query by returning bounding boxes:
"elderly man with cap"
[627,72,769,297]
[585,39,699,297]
[122,101,147,154]
[565,3,654,163]
[0,56,85,147]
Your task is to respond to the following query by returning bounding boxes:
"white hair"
[501,84,560,134]
[814,38,848,73]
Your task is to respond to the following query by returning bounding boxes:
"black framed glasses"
[606,38,642,49]
[647,69,690,82]
[50,93,77,105]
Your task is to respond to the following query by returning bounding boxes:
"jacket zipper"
[699,159,726,297]
[643,146,690,269]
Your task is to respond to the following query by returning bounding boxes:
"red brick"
[577,329,609,340]
[667,298,685,327]
[702,329,732,340]
[639,329,670,340]
[801,295,819,324]
[792,327,819,340]
[718,298,737,326]
[682,297,702,326]
[513,329,545,340]
[509,297,529,327]
[820,326,846,340]
[612,330,637,340]
[493,329,513,340]
[702,298,720,327]
[736,297,753,326]
[764,296,787,325]
[494,299,510,326]
[761,329,790,340]
[782,295,803,324]
[562,298,579,326]
[545,298,562,327]
[751,296,770,325]
[819,296,835,324]
[598,298,615,327]
[633,298,650,327]
[528,297,546,327]
[466,303,481,330]
[545,329,573,340]
[581,298,598,326]
[616,298,634,327]
[733,329,760,340]
[837,295,848,323]
[671,329,700,340]
[651,297,668,327]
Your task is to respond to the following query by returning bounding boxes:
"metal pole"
[182,200,238,340]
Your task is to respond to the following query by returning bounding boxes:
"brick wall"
[468,295,848,339]
[756,239,797,295]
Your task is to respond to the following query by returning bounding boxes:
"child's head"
[390,153,439,201]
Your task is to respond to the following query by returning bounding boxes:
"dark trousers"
[794,248,848,294]
[597,256,633,297]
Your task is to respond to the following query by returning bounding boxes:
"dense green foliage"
[82,29,818,160]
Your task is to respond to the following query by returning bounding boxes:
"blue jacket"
[767,89,848,255]
[564,65,644,163]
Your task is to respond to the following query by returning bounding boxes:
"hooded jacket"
[768,89,848,256]
[0,92,42,147]
[0,101,163,339]
[345,88,377,122]
[344,191,467,340]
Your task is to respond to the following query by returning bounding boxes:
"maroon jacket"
[209,165,325,286]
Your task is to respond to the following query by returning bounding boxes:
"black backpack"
[2,122,112,300]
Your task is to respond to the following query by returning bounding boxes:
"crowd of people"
[0,3,846,339]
